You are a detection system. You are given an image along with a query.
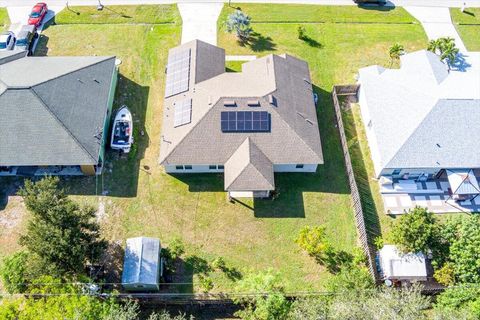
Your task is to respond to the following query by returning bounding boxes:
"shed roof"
[122,237,161,286]
[379,245,427,280]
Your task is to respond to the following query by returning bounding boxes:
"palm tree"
[427,39,442,54]
[440,41,459,70]
[427,37,459,70]
[389,43,405,66]
[225,10,252,43]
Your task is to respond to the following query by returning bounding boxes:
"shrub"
[434,263,455,286]
[0,251,30,293]
[297,26,306,40]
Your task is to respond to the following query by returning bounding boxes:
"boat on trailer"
[111,105,133,153]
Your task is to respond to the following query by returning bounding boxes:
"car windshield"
[30,11,40,18]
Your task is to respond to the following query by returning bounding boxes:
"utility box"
[121,237,163,292]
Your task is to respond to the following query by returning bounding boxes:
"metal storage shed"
[121,237,162,292]
[378,245,427,282]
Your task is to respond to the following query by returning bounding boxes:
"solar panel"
[165,49,191,97]
[174,99,192,127]
[220,111,270,132]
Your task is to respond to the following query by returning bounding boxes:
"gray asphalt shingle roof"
[224,138,275,191]
[0,55,116,166]
[159,40,323,168]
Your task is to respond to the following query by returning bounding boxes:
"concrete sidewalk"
[178,3,223,45]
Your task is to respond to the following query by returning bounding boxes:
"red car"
[28,3,48,27]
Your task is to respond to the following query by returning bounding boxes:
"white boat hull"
[111,106,133,153]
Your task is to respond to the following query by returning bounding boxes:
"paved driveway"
[178,3,223,45]
[405,6,468,52]
[7,5,64,33]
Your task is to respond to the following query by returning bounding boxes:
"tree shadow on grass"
[300,36,323,49]
[244,31,276,52]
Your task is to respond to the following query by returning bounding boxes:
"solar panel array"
[165,49,191,97]
[174,99,192,127]
[221,111,270,132]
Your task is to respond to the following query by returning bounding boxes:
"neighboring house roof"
[358,50,480,174]
[0,55,117,166]
[224,138,275,191]
[159,40,323,169]
[378,245,427,280]
[122,237,161,286]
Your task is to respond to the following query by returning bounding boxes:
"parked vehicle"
[0,32,16,51]
[111,106,133,153]
[14,25,37,54]
[353,0,387,5]
[28,3,48,27]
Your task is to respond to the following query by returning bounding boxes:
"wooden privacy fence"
[331,85,380,283]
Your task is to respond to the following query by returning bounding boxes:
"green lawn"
[450,8,480,51]
[219,4,427,238]
[225,60,245,72]
[220,4,418,23]
[0,8,9,31]
[55,5,181,24]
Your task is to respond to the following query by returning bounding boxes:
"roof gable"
[224,138,275,191]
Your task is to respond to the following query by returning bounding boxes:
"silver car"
[0,31,16,51]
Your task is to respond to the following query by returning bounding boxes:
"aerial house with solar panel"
[159,40,323,198]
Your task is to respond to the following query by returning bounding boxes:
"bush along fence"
[331,85,380,283]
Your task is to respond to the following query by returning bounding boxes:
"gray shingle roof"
[0,55,116,166]
[358,50,480,174]
[224,138,275,191]
[159,40,323,167]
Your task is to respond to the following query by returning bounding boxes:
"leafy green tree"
[18,177,106,278]
[390,206,438,254]
[389,43,405,65]
[330,285,430,320]
[234,269,291,320]
[1,251,30,293]
[288,297,329,320]
[444,216,480,283]
[295,225,336,264]
[226,10,252,43]
[435,286,480,318]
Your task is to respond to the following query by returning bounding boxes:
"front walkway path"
[178,3,223,45]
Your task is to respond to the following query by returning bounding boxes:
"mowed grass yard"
[0,4,428,293]
[450,8,480,51]
[0,8,9,31]
[218,4,428,237]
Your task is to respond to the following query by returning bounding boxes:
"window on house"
[184,165,193,170]
[296,164,304,169]
[218,165,224,170]
[392,169,401,175]
[209,165,216,170]
[175,165,184,170]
